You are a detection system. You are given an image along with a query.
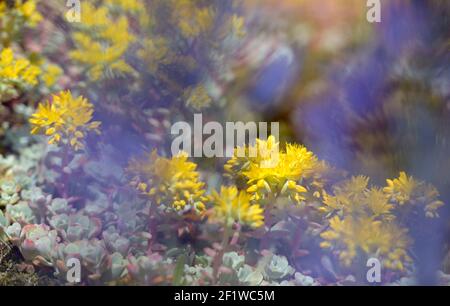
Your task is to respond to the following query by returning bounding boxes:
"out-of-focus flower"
[210,186,264,228]
[320,176,394,220]
[0,48,41,101]
[127,151,207,213]
[172,0,215,38]
[230,15,246,38]
[184,85,212,110]
[320,215,411,271]
[384,172,445,218]
[16,0,42,26]
[320,171,444,272]
[41,64,62,88]
[69,2,135,81]
[0,48,40,85]
[137,37,173,73]
[29,91,101,150]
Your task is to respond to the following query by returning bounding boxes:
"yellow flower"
[211,186,264,228]
[16,0,42,26]
[127,151,207,213]
[384,172,444,218]
[226,136,318,204]
[0,48,41,100]
[185,84,212,110]
[231,15,246,38]
[173,0,215,38]
[384,172,418,205]
[320,215,411,271]
[29,91,101,150]
[320,176,394,219]
[137,37,173,73]
[69,3,135,81]
[0,48,40,84]
[41,64,62,87]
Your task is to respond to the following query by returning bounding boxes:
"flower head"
[0,48,41,100]
[127,151,207,213]
[225,136,318,204]
[320,215,411,271]
[210,186,264,228]
[69,2,135,81]
[320,176,394,220]
[29,91,101,150]
[172,0,215,38]
[384,172,444,218]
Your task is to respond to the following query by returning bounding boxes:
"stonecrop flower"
[320,215,411,271]
[0,48,41,100]
[319,176,394,220]
[319,172,444,272]
[41,64,62,88]
[29,91,101,150]
[0,0,42,27]
[127,151,207,213]
[171,0,215,38]
[225,136,319,204]
[210,186,264,228]
[185,84,212,110]
[383,172,444,218]
[69,2,135,81]
[0,0,42,47]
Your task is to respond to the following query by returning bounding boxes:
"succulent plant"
[237,264,264,286]
[0,180,21,207]
[53,240,110,283]
[222,252,245,270]
[294,272,318,286]
[263,255,295,281]
[127,254,164,285]
[102,227,130,256]
[15,224,59,266]
[5,222,21,240]
[50,213,102,242]
[6,202,36,224]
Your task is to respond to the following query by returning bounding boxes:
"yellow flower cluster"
[0,0,42,47]
[321,215,411,271]
[137,37,173,73]
[320,176,394,220]
[127,151,207,213]
[29,91,101,150]
[319,173,444,271]
[69,2,135,81]
[230,15,246,38]
[225,136,319,204]
[211,186,264,228]
[171,0,215,38]
[384,172,444,218]
[185,85,212,111]
[0,0,42,27]
[0,48,41,101]
[41,64,62,88]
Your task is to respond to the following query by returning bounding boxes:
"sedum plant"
[29,91,101,151]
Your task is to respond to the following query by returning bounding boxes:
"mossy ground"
[0,242,59,286]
